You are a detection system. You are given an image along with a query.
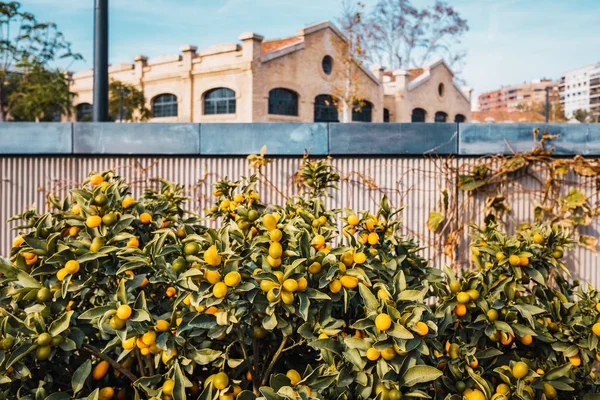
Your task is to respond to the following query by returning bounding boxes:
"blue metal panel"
[459,123,600,155]
[328,123,458,155]
[0,123,72,154]
[73,123,200,154]
[200,123,328,155]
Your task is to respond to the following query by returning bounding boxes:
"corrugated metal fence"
[1,155,598,287]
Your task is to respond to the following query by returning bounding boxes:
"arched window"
[411,108,426,122]
[435,111,448,123]
[204,88,236,115]
[454,114,466,123]
[352,100,373,122]
[314,95,339,122]
[76,103,92,122]
[268,88,298,116]
[152,94,178,118]
[383,108,390,123]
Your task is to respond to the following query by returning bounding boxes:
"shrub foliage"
[0,160,599,400]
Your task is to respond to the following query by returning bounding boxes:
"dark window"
[322,56,333,75]
[438,83,445,97]
[411,108,426,122]
[76,103,92,122]
[383,108,390,123]
[352,100,373,122]
[454,114,466,123]
[204,88,236,115]
[268,88,298,116]
[314,94,338,122]
[435,111,448,123]
[152,94,178,118]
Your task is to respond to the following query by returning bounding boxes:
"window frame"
[322,56,333,75]
[76,103,92,122]
[152,94,178,118]
[314,94,339,123]
[411,108,426,123]
[438,83,445,97]
[268,88,299,116]
[204,88,236,115]
[435,111,448,123]
[352,100,373,123]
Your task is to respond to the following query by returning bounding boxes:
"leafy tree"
[573,108,591,123]
[8,65,73,121]
[363,0,468,72]
[0,1,82,121]
[108,80,151,122]
[516,99,566,123]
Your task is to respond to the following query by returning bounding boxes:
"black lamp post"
[545,86,551,123]
[93,0,109,122]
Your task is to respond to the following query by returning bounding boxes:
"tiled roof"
[384,68,425,82]
[471,110,546,123]
[261,36,303,53]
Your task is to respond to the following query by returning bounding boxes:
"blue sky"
[22,0,600,106]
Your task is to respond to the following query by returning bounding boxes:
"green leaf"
[259,386,284,400]
[547,381,575,391]
[193,349,222,365]
[358,283,378,311]
[387,323,415,340]
[85,389,99,400]
[6,343,37,368]
[79,306,114,320]
[579,234,598,252]
[545,363,573,381]
[426,211,445,233]
[72,359,91,394]
[49,311,73,336]
[76,252,109,263]
[173,362,187,400]
[396,289,425,302]
[400,365,443,387]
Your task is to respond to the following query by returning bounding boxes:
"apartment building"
[559,62,600,118]
[478,80,559,113]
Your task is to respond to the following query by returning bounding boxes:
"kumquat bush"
[1,158,600,400]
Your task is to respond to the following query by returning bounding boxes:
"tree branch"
[82,343,137,383]
[260,335,288,387]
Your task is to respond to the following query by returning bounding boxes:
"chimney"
[133,55,147,79]
[393,70,410,94]
[238,32,264,61]
[179,45,197,67]
[369,64,384,82]
[462,87,473,103]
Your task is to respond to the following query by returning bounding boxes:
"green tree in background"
[572,108,599,123]
[108,80,151,122]
[8,66,73,121]
[0,1,82,121]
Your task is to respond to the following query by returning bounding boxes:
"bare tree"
[364,0,468,72]
[332,0,369,122]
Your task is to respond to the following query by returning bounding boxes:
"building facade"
[559,62,600,118]
[383,59,472,123]
[478,80,559,114]
[70,22,471,124]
